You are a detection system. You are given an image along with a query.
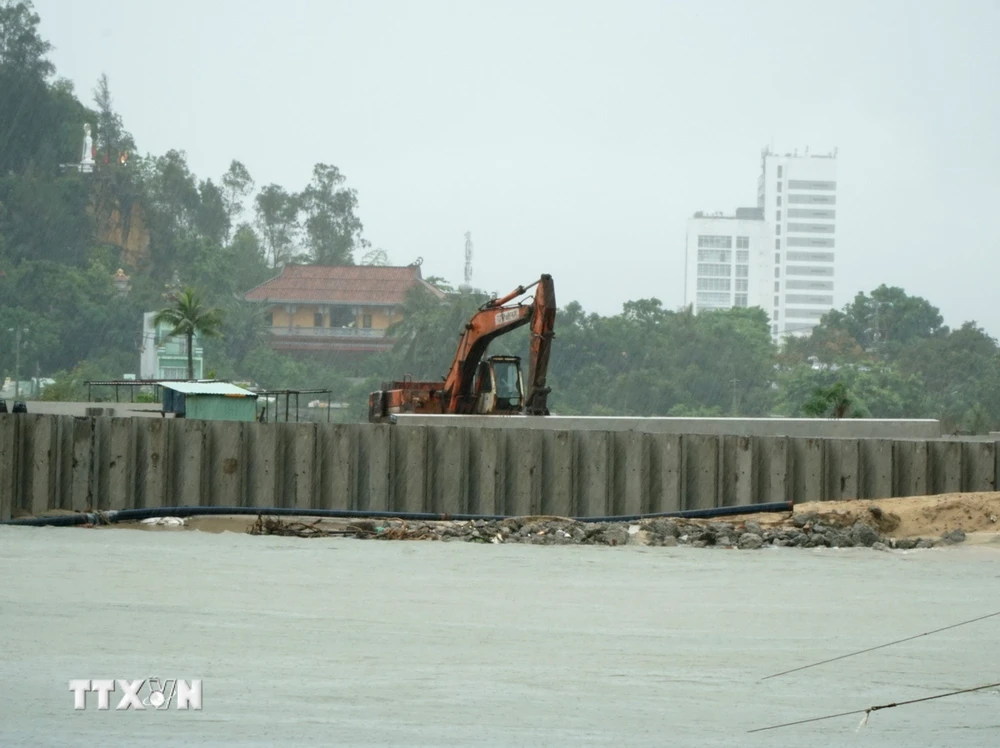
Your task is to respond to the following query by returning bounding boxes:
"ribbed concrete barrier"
[0,414,994,522]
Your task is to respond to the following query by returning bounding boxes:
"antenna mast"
[460,231,473,292]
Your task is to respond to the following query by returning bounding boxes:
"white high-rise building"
[758,147,838,338]
[682,147,839,340]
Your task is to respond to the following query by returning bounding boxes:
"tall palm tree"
[153,288,224,380]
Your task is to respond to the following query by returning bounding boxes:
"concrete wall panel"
[825,438,859,501]
[648,434,683,514]
[357,425,391,512]
[576,431,611,517]
[92,418,112,510]
[0,416,17,520]
[106,418,137,511]
[135,418,168,510]
[392,425,427,513]
[893,440,928,497]
[317,424,355,511]
[542,430,575,517]
[754,437,789,505]
[468,428,503,516]
[171,419,208,507]
[721,435,754,508]
[790,438,824,503]
[244,422,278,509]
[504,429,541,516]
[684,435,718,511]
[613,431,647,516]
[70,417,94,512]
[281,423,318,510]
[962,441,995,492]
[861,440,893,499]
[428,426,467,515]
[929,441,962,495]
[208,420,245,509]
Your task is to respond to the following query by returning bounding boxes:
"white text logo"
[69,679,202,710]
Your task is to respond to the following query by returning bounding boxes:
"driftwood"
[247,515,441,541]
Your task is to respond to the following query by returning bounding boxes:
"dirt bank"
[724,491,1000,540]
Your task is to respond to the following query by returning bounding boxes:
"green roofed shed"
[159,381,259,422]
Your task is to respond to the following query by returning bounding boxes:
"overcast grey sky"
[34,0,1000,334]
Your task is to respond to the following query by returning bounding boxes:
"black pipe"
[0,501,792,528]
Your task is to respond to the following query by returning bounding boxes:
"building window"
[735,279,748,292]
[736,250,749,263]
[777,196,782,206]
[735,264,749,278]
[777,166,783,178]
[698,235,733,248]
[774,252,780,263]
[696,291,731,307]
[313,312,323,327]
[734,294,748,307]
[363,314,373,329]
[774,267,780,278]
[773,309,780,320]
[736,236,750,249]
[697,278,731,291]
[774,281,780,292]
[775,239,781,250]
[774,296,779,307]
[776,225,781,235]
[772,324,778,335]
[697,249,732,263]
[776,211,781,222]
[777,182,782,192]
[697,263,731,277]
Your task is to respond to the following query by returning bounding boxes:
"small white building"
[139,312,205,380]
[683,208,768,314]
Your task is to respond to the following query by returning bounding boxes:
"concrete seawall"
[0,414,995,522]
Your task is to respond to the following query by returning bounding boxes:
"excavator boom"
[368,274,556,422]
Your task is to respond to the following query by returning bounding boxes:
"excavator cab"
[472,355,524,415]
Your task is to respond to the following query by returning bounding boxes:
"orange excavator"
[368,274,556,422]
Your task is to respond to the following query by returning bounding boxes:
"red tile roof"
[244,263,446,306]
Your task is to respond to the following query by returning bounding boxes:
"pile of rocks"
[357,512,968,550]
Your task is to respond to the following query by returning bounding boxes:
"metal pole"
[14,328,21,399]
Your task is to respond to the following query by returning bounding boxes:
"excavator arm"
[524,274,556,415]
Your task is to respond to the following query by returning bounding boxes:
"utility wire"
[748,681,1000,733]
[760,610,1000,681]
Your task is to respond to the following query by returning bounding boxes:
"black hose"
[0,501,792,528]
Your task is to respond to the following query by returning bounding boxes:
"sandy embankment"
[726,492,1000,544]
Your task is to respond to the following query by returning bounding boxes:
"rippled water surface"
[1,524,999,747]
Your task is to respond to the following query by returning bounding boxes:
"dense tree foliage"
[2,2,998,432]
